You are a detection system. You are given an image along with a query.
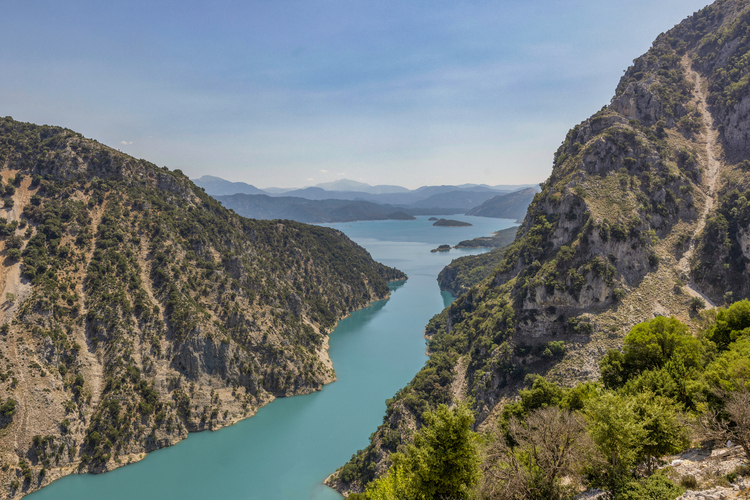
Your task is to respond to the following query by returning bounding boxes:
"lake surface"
[28,215,517,500]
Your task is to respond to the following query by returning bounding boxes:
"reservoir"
[27,215,517,500]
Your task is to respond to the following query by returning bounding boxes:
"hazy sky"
[2,0,709,189]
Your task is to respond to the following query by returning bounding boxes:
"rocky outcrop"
[610,78,666,125]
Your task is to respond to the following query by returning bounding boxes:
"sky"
[1,0,711,189]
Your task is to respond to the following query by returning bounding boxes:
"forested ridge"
[0,116,404,497]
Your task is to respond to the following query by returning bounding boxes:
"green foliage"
[0,398,17,428]
[702,337,750,394]
[366,403,480,500]
[704,299,750,350]
[438,246,509,296]
[501,376,566,424]
[617,473,684,500]
[585,391,688,494]
[600,317,704,389]
[0,398,16,417]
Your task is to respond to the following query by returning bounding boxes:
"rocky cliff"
[330,0,750,493]
[0,117,405,498]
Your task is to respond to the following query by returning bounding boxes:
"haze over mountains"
[194,175,538,223]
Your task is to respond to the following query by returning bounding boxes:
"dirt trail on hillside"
[77,207,105,409]
[678,56,721,309]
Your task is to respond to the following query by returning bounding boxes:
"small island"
[430,244,451,253]
[428,217,439,221]
[432,219,472,227]
[387,211,417,220]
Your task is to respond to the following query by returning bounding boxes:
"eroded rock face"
[723,93,750,160]
[610,78,665,125]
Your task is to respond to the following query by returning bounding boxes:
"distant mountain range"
[215,194,415,223]
[312,179,410,194]
[192,175,266,196]
[195,175,538,222]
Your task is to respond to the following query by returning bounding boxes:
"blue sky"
[1,0,709,189]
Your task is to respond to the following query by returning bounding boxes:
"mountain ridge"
[329,0,750,494]
[0,117,404,498]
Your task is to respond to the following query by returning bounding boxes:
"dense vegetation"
[343,302,750,499]
[0,116,405,493]
[437,248,508,297]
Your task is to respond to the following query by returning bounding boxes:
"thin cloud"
[320,169,328,173]
[120,141,133,145]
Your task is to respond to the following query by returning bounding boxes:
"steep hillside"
[0,117,404,498]
[329,0,750,493]
[464,187,538,219]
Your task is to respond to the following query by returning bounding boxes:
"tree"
[480,407,593,500]
[585,391,687,497]
[366,403,480,500]
[704,299,750,349]
[689,296,706,313]
[600,316,704,389]
[698,383,750,460]
[586,392,648,497]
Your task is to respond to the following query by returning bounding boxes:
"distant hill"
[195,176,538,219]
[216,193,416,223]
[410,189,502,210]
[314,179,410,194]
[465,187,538,219]
[193,175,267,196]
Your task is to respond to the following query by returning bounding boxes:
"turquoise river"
[27,215,517,500]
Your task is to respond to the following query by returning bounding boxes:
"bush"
[600,316,704,388]
[679,474,698,489]
[6,248,20,261]
[0,398,17,417]
[690,296,706,312]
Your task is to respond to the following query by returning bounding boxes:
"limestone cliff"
[330,0,750,493]
[0,117,405,498]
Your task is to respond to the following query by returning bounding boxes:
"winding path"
[677,56,721,309]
